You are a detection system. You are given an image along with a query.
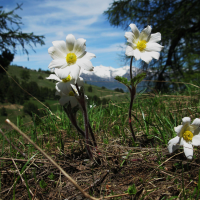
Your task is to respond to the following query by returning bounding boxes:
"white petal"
[168,136,180,153]
[52,40,67,55]
[129,24,140,39]
[133,49,141,60]
[69,64,81,83]
[174,125,183,135]
[77,58,94,71]
[125,32,136,43]
[59,96,70,106]
[140,51,153,64]
[125,31,134,40]
[191,118,200,126]
[148,51,160,60]
[73,38,86,57]
[83,52,96,60]
[48,59,67,69]
[48,46,65,59]
[182,117,191,125]
[192,135,200,146]
[125,46,134,57]
[56,82,71,95]
[46,74,61,82]
[183,141,193,159]
[55,68,71,80]
[66,34,76,52]
[139,25,152,41]
[149,33,161,43]
[145,42,164,52]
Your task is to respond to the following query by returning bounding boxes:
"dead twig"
[0,128,27,158]
[11,158,38,200]
[5,119,99,200]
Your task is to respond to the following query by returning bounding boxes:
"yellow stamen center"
[136,40,147,51]
[66,53,77,64]
[183,131,193,142]
[62,75,72,83]
[69,91,74,96]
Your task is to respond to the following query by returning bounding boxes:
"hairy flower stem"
[75,84,93,160]
[129,56,136,142]
[130,56,133,80]
[63,106,93,158]
[88,123,97,148]
[63,106,84,138]
[129,87,136,142]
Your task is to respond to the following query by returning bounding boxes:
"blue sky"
[2,0,130,71]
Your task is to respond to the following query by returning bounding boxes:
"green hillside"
[0,65,129,127]
[7,65,129,100]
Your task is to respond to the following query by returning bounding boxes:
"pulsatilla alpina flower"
[46,68,84,107]
[168,117,200,159]
[125,24,164,64]
[48,34,95,83]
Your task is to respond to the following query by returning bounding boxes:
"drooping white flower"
[89,103,96,108]
[46,68,84,107]
[48,34,95,83]
[125,24,164,64]
[168,117,200,159]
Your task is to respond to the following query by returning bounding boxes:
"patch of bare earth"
[1,131,199,200]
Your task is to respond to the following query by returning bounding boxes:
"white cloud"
[4,0,126,70]
[39,0,113,17]
[90,43,126,54]
[101,32,124,37]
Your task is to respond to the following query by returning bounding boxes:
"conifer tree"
[104,0,200,91]
[0,3,45,74]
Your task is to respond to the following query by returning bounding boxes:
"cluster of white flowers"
[47,24,200,160]
[47,34,95,107]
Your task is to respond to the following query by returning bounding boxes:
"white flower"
[46,68,84,107]
[89,103,96,108]
[125,24,164,64]
[48,34,95,83]
[168,117,200,159]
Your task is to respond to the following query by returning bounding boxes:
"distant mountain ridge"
[80,65,145,91]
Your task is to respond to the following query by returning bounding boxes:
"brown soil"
[0,132,199,200]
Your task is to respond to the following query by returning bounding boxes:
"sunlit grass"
[1,83,200,199]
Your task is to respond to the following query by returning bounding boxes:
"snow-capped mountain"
[80,65,141,81]
[80,65,144,91]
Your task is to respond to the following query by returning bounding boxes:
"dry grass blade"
[11,158,38,200]
[5,119,99,200]
[0,128,27,158]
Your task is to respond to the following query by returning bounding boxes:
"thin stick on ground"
[0,128,27,158]
[11,158,38,200]
[5,119,99,200]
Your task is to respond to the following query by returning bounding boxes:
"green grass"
[1,66,200,199]
[0,65,128,127]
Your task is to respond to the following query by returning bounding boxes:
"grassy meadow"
[0,65,129,127]
[1,66,200,199]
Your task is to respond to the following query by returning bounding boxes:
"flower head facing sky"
[46,68,84,107]
[168,117,200,159]
[48,34,95,83]
[125,24,164,64]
